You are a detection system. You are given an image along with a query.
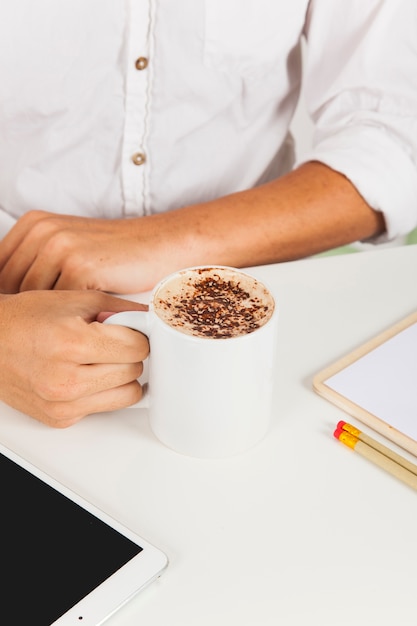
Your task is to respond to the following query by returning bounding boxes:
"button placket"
[121,0,154,216]
[131,55,149,167]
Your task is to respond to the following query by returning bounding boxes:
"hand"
[0,290,149,427]
[0,210,168,294]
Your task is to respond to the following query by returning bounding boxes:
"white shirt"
[0,0,416,241]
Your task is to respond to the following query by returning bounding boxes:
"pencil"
[337,420,417,477]
[333,427,417,491]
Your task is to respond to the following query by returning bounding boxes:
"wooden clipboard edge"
[313,309,417,457]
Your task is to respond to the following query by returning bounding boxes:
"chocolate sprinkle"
[155,269,273,339]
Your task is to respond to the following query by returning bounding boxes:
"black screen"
[0,452,142,626]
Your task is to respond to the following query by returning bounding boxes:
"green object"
[406,227,417,245]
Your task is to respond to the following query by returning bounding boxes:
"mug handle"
[103,311,151,409]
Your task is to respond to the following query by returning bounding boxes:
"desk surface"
[1,245,417,626]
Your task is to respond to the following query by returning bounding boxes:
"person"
[0,0,416,296]
[0,1,416,424]
[0,290,149,427]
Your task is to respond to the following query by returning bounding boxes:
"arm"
[0,161,385,294]
[167,161,385,267]
[0,291,149,427]
[300,0,417,240]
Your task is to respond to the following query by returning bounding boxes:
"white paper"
[326,323,417,439]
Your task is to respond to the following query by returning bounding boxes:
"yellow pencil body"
[340,421,417,477]
[336,430,417,492]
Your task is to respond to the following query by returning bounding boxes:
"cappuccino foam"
[153,267,275,339]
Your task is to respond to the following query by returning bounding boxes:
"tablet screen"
[1,451,143,626]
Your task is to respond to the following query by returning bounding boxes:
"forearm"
[0,162,386,295]
[150,161,386,271]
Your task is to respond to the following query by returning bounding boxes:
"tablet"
[0,441,168,626]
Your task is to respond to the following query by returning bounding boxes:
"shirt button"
[131,152,146,166]
[135,57,148,70]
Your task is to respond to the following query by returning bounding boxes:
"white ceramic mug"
[104,266,278,458]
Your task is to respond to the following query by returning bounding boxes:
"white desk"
[1,245,417,626]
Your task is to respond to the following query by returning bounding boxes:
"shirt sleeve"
[297,0,417,242]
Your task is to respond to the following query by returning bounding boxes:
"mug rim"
[150,264,277,342]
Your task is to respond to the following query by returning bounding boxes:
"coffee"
[153,267,275,339]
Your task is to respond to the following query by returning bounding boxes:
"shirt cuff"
[295,125,417,243]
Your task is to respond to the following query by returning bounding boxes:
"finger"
[52,261,130,292]
[18,254,63,291]
[19,230,78,291]
[75,379,145,417]
[0,240,39,293]
[19,264,62,292]
[0,214,75,292]
[0,210,50,274]
[71,322,150,364]
[30,380,145,429]
[46,289,149,322]
[98,298,148,315]
[0,218,33,272]
[93,295,148,312]
[35,361,145,403]
[21,229,92,291]
[0,234,58,293]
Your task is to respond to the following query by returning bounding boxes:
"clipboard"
[313,310,417,457]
